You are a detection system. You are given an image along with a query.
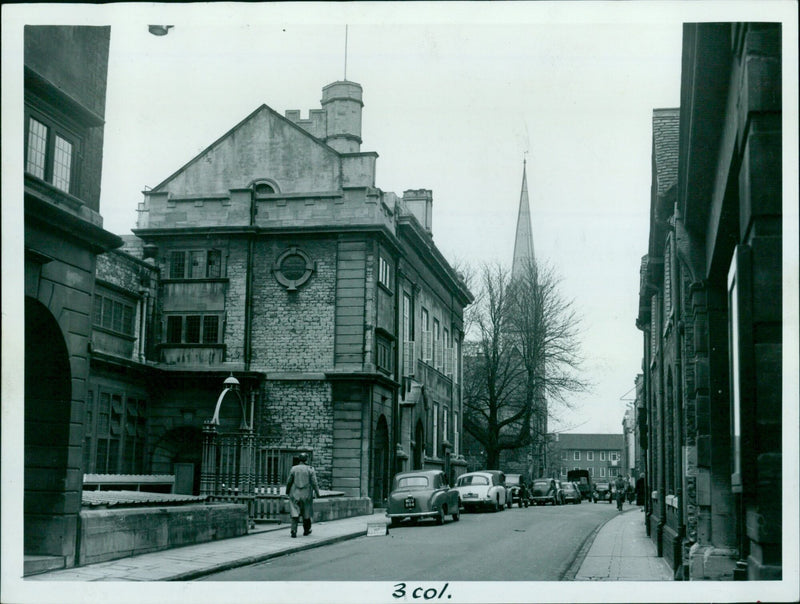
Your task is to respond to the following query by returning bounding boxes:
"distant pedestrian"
[636,473,646,506]
[286,453,321,538]
[614,475,627,511]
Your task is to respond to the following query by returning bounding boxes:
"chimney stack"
[402,189,433,234]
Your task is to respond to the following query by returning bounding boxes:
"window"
[403,292,414,376]
[93,293,136,337]
[169,249,222,279]
[84,388,147,474]
[421,307,432,362]
[432,403,439,457]
[454,334,461,384]
[610,452,619,462]
[378,255,393,290]
[433,318,441,370]
[25,113,79,194]
[587,451,594,461]
[573,450,581,461]
[590,467,595,477]
[600,451,606,461]
[609,467,617,477]
[453,410,459,455]
[600,467,606,477]
[164,314,221,344]
[376,335,393,373]
[560,467,567,477]
[442,407,449,445]
[561,450,568,461]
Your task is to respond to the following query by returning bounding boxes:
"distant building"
[547,433,624,481]
[24,26,121,568]
[636,23,782,580]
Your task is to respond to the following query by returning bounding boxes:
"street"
[201,501,625,581]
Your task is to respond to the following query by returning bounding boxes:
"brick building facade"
[636,23,782,580]
[546,433,624,481]
[94,79,474,504]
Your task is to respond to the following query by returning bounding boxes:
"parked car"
[452,470,508,512]
[561,481,582,504]
[386,470,460,526]
[530,477,564,506]
[567,469,594,501]
[593,481,612,503]
[505,473,529,507]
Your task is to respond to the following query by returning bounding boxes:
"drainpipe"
[244,189,256,371]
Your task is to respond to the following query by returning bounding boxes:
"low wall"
[269,496,373,523]
[78,503,248,566]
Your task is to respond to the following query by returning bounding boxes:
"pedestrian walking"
[286,452,321,538]
[636,473,646,506]
[614,475,627,511]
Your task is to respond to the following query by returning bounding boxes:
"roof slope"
[552,433,623,450]
[152,104,341,196]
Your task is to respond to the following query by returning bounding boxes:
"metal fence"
[200,421,290,521]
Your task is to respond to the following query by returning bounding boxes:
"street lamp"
[209,374,253,431]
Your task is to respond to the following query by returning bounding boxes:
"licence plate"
[464,493,477,498]
[404,496,415,509]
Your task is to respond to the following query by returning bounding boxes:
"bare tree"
[463,259,588,472]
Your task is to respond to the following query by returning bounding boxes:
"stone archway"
[151,426,204,495]
[413,419,425,470]
[372,415,390,504]
[25,297,73,557]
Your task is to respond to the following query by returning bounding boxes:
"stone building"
[127,79,473,502]
[23,26,122,568]
[636,23,782,580]
[547,433,624,481]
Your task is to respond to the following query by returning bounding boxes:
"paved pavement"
[28,505,672,582]
[573,506,674,581]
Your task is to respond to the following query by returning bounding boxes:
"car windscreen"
[456,475,489,486]
[396,476,428,489]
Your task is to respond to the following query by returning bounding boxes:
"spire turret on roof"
[512,159,535,280]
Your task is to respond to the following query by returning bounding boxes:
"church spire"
[511,159,535,280]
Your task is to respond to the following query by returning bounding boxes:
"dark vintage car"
[386,470,461,526]
[593,481,613,503]
[561,481,582,504]
[452,470,508,512]
[505,473,529,507]
[530,477,564,506]
[567,469,594,501]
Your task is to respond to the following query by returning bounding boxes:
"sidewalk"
[28,510,389,582]
[573,506,674,581]
[28,506,673,582]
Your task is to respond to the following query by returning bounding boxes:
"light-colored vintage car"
[452,470,508,512]
[386,470,461,526]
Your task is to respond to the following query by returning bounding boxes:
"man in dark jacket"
[613,475,627,511]
[286,453,321,537]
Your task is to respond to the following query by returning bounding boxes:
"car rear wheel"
[436,508,445,525]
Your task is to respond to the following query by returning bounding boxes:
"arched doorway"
[25,297,73,557]
[413,420,425,470]
[372,415,389,504]
[151,426,203,495]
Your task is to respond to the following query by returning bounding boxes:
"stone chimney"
[402,189,433,234]
[321,81,363,153]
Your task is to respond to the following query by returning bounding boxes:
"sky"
[96,6,683,435]
[4,2,792,438]
[2,3,798,602]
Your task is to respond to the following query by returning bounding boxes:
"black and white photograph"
[2,2,798,603]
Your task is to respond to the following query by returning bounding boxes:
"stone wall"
[77,503,248,565]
